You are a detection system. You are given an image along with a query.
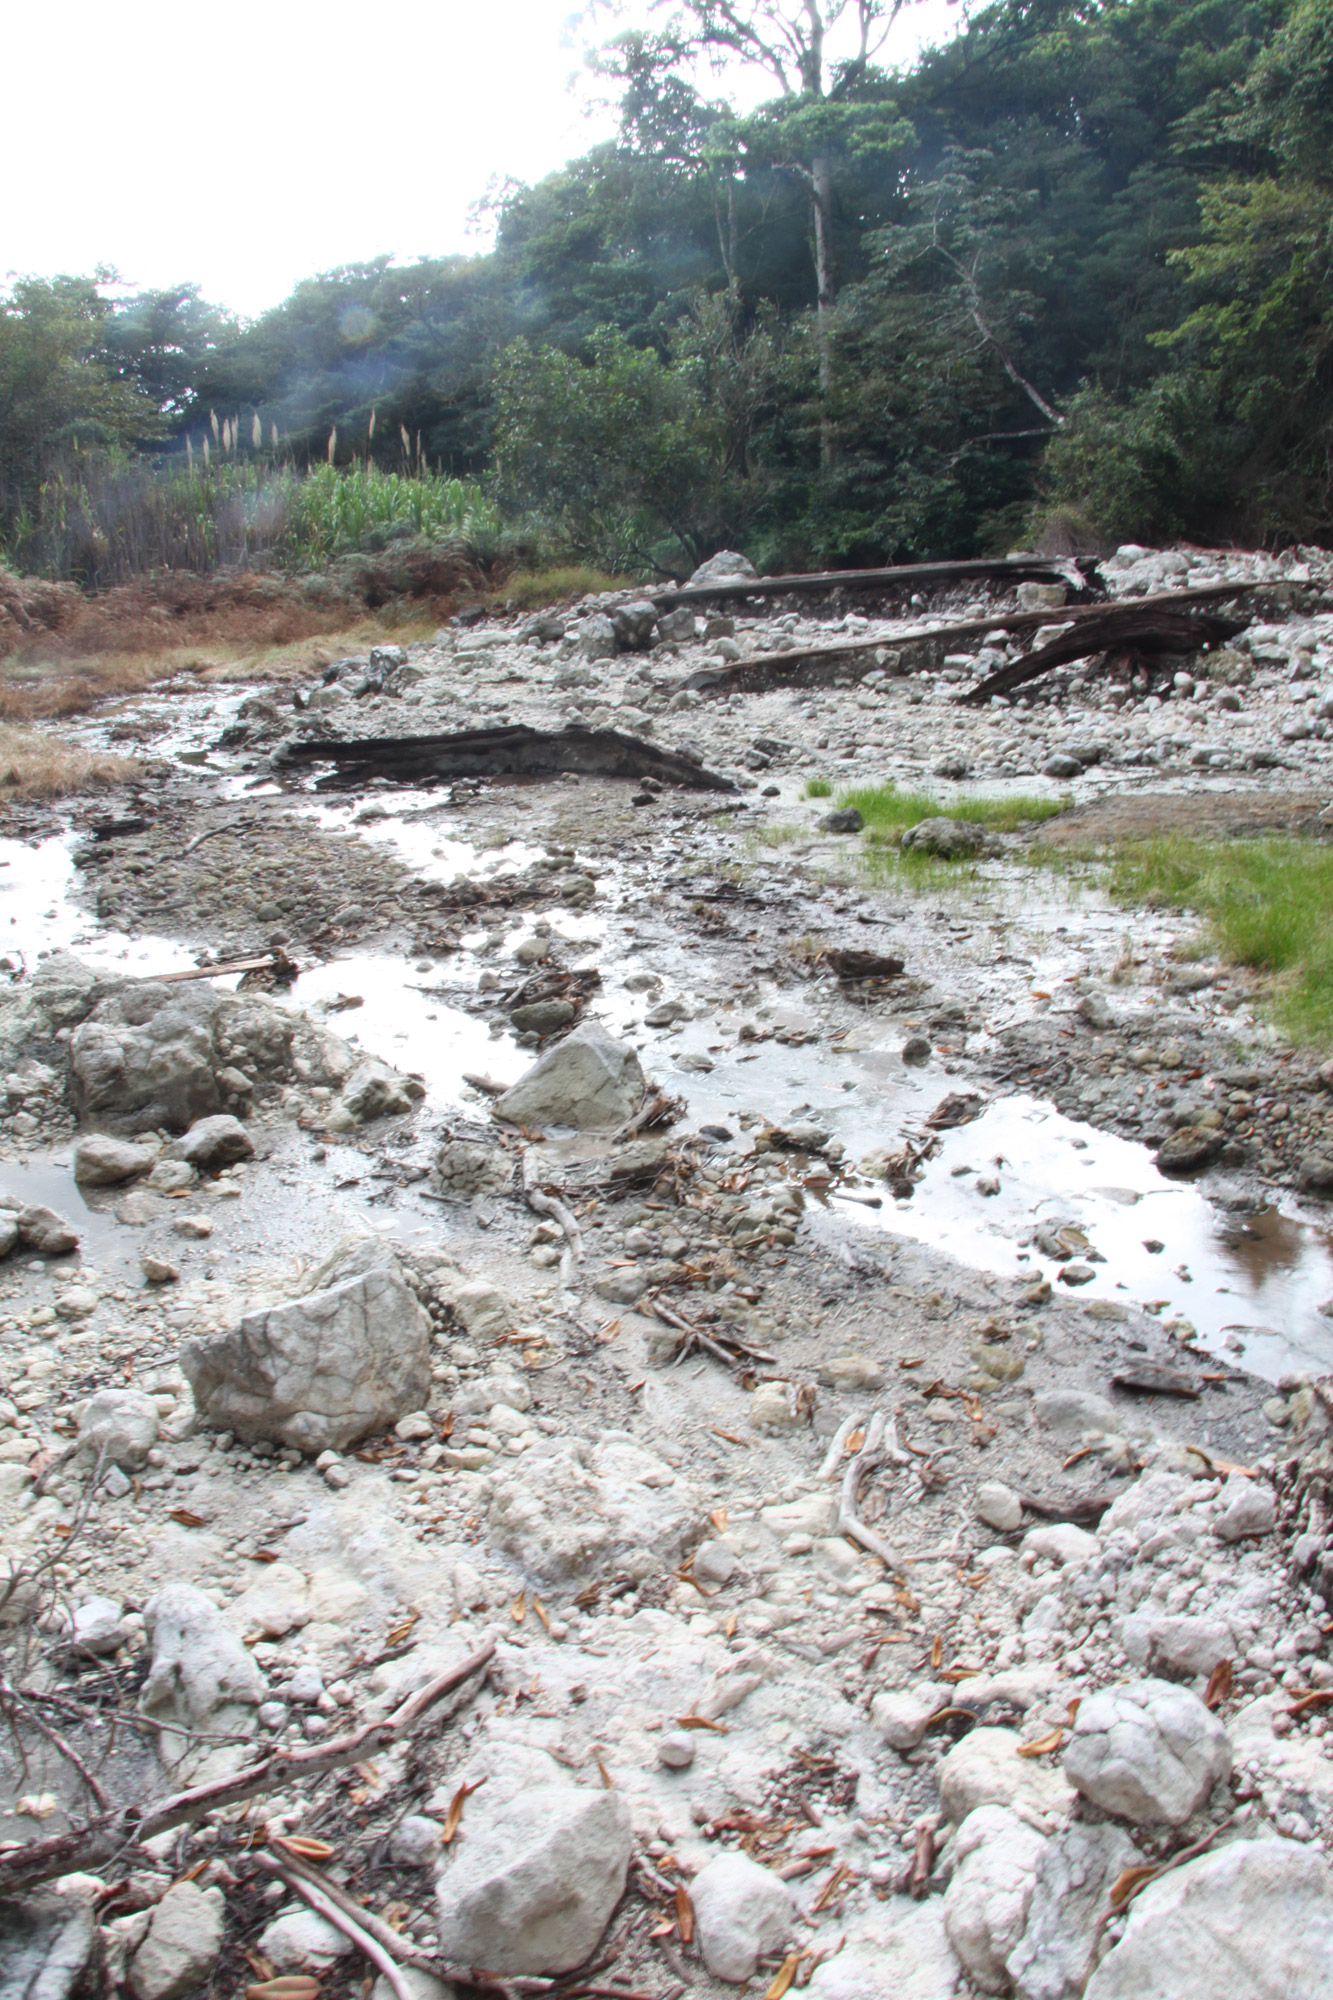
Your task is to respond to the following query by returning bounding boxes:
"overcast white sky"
[6,0,961,319]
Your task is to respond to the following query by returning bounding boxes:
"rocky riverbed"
[4,544,1333,1998]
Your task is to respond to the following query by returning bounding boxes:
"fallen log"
[959,603,1251,705]
[652,553,1097,610]
[679,583,1257,697]
[274,724,737,793]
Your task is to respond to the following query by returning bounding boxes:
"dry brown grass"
[0,724,140,802]
[0,613,446,722]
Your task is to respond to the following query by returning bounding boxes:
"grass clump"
[1106,834,1333,1045]
[495,566,634,610]
[0,725,139,800]
[804,776,833,798]
[840,784,1069,837]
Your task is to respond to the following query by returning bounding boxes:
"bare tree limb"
[0,1634,497,1897]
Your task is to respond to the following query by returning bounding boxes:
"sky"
[6,0,962,320]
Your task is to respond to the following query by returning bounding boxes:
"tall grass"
[5,452,500,587]
[286,463,500,567]
[840,783,1069,837]
[1106,835,1333,1045]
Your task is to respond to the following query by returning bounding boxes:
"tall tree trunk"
[811,150,835,470]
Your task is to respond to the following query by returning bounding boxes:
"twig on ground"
[256,1855,417,2000]
[0,1634,497,1896]
[838,1409,911,1570]
[522,1152,584,1263]
[0,1677,111,1811]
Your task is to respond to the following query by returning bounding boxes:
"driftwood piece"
[836,1408,912,1569]
[0,1634,496,1898]
[275,724,737,793]
[679,583,1257,697]
[959,604,1251,705]
[651,554,1096,609]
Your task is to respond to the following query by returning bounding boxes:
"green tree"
[0,274,164,538]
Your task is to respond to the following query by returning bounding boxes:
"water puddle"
[6,754,1331,1383]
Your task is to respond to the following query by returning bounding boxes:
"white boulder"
[944,1805,1047,1994]
[1213,1476,1276,1542]
[494,1019,645,1130]
[181,1259,431,1453]
[1063,1678,1230,1825]
[940,1726,1075,1824]
[140,1583,265,1774]
[128,1882,225,2000]
[71,1133,155,1185]
[434,1785,632,1974]
[77,1388,159,1470]
[689,1852,793,1983]
[1085,1838,1333,1998]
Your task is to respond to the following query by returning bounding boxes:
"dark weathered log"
[275,724,737,793]
[652,554,1098,609]
[959,604,1251,705]
[679,582,1257,697]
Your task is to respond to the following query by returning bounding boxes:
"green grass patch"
[1104,834,1333,1045]
[839,783,1069,837]
[496,566,634,609]
[803,776,833,798]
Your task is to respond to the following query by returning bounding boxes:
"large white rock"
[140,1583,265,1774]
[944,1806,1048,1994]
[689,550,758,585]
[258,1906,354,1971]
[1021,1523,1099,1565]
[494,1019,645,1130]
[128,1881,225,2000]
[803,1898,959,1999]
[1084,1838,1333,1999]
[71,1133,156,1185]
[164,1113,255,1170]
[689,1852,793,1983]
[1121,1611,1234,1679]
[1213,1475,1276,1542]
[940,1727,1075,1824]
[873,1681,953,1750]
[181,1261,431,1453]
[77,1388,159,1470]
[1007,1821,1143,2000]
[434,1785,632,1974]
[1063,1678,1230,1825]
[486,1433,697,1584]
[68,975,351,1134]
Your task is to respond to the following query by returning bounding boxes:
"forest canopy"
[3,0,1331,582]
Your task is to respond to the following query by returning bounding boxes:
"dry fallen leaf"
[930,1634,944,1670]
[724,1611,738,1639]
[710,1507,728,1532]
[766,1953,802,1999]
[511,1590,527,1624]
[1065,1697,1083,1726]
[675,1882,696,1944]
[1016,1728,1064,1759]
[676,1714,729,1732]
[1109,1863,1160,1910]
[532,1596,551,1632]
[1204,1658,1233,1709]
[711,1426,746,1445]
[441,1777,486,1845]
[245,1980,321,2000]
[273,1836,336,1863]
[596,1756,615,1789]
[846,1428,866,1453]
[384,1613,418,1647]
[168,1508,207,1528]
